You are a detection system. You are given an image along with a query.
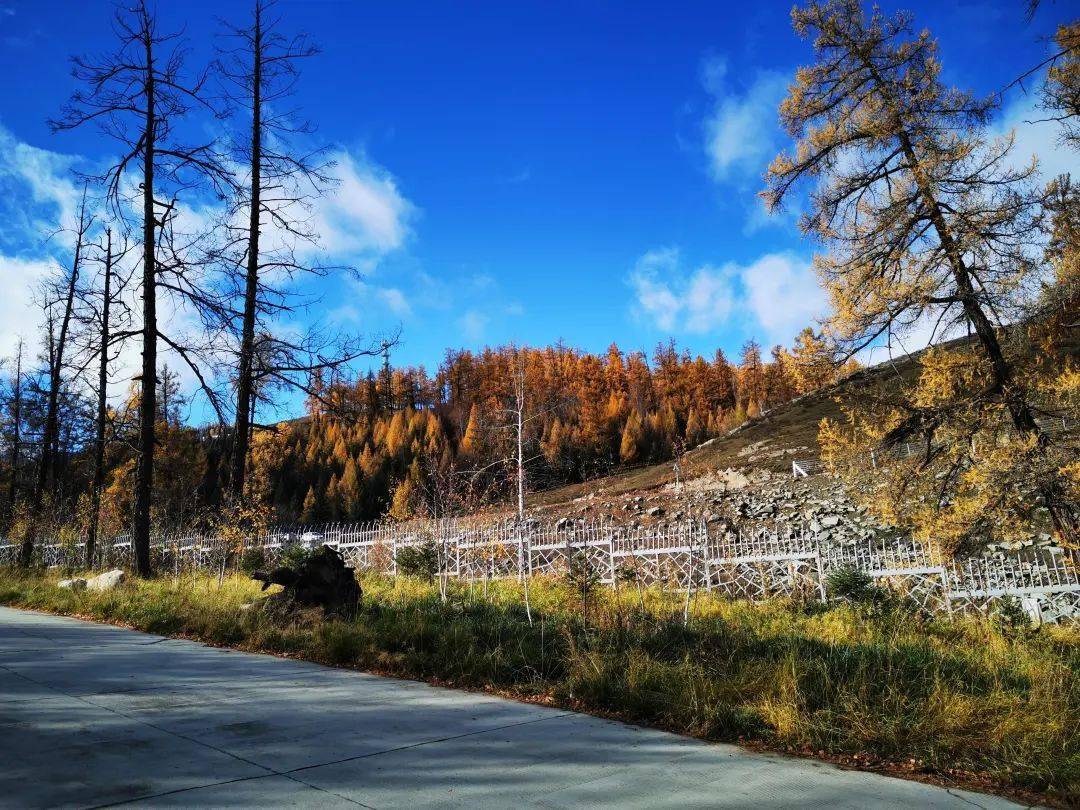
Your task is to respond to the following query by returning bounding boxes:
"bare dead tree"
[37,187,92,502]
[508,349,533,624]
[215,0,382,500]
[481,345,572,624]
[81,227,136,565]
[4,341,25,518]
[19,188,94,566]
[87,230,113,565]
[51,0,231,576]
[414,454,472,604]
[243,327,394,433]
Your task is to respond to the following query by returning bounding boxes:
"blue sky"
[0,0,1073,413]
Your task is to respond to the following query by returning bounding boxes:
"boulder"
[86,569,126,592]
[58,578,87,591]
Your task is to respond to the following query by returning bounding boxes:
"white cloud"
[702,58,788,184]
[457,309,489,342]
[740,253,826,340]
[628,248,685,332]
[377,287,412,317]
[331,267,526,346]
[0,126,419,412]
[742,193,800,235]
[330,277,411,324]
[496,168,532,185]
[855,312,967,367]
[0,255,53,359]
[0,124,83,365]
[992,92,1074,181]
[0,123,81,248]
[629,248,738,334]
[629,248,824,346]
[313,150,415,261]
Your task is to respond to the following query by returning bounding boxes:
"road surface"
[0,606,1023,808]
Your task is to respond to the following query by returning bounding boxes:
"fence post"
[941,566,953,616]
[565,523,572,574]
[607,523,615,584]
[516,524,524,583]
[814,549,827,602]
[526,524,533,577]
[701,520,713,592]
[681,520,701,625]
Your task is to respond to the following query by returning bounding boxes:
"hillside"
[524,340,932,515]
[519,331,1074,555]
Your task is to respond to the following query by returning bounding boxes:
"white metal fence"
[2,517,1076,623]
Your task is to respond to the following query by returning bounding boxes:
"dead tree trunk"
[21,191,90,567]
[6,340,23,515]
[132,31,158,580]
[87,229,113,567]
[52,0,232,576]
[229,6,262,500]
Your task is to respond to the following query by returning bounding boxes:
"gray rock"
[86,569,126,592]
[58,578,87,591]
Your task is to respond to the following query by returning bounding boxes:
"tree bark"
[87,229,112,567]
[133,25,157,579]
[883,83,1073,540]
[896,129,1039,432]
[230,5,263,500]
[7,341,22,514]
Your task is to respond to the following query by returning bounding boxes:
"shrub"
[566,549,602,622]
[827,564,888,606]
[239,546,266,575]
[993,596,1033,636]
[279,543,314,570]
[395,539,439,581]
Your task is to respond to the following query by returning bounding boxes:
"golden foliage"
[821,345,1078,553]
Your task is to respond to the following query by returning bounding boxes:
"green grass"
[1,568,1076,805]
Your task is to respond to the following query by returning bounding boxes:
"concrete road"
[0,607,1024,809]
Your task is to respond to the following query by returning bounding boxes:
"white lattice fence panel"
[612,549,667,587]
[870,567,949,612]
[707,553,820,602]
[1036,590,1080,623]
[338,541,378,571]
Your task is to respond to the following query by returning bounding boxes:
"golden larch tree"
[765,0,1078,550]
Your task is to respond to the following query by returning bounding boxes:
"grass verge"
[0,568,1076,806]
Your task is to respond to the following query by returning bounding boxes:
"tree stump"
[252,544,361,617]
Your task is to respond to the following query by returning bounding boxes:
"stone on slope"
[86,569,125,592]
